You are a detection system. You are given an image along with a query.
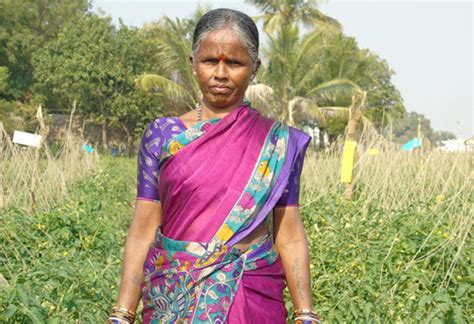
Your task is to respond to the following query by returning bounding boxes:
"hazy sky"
[93,0,473,138]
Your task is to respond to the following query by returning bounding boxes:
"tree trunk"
[99,103,108,150]
[121,122,134,157]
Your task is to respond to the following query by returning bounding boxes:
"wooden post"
[0,122,5,208]
[417,116,423,149]
[341,91,366,200]
[389,119,393,143]
[68,100,77,133]
[28,105,49,214]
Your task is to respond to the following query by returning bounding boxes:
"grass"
[0,137,472,322]
[0,127,98,211]
[297,128,473,322]
[0,157,135,322]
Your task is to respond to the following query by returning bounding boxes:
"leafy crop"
[1,149,472,322]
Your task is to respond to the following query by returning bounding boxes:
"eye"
[203,58,218,64]
[228,60,242,66]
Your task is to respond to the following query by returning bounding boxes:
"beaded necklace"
[197,105,202,122]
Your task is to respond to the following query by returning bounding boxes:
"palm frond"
[139,74,196,108]
[245,83,276,117]
[306,78,361,99]
[289,97,327,127]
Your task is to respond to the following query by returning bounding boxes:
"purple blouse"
[137,117,305,207]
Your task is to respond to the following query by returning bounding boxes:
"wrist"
[108,305,137,323]
[293,309,320,323]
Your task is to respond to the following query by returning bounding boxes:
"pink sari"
[141,103,311,323]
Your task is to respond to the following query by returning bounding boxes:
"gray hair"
[191,8,259,71]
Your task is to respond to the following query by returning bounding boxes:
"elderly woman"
[109,8,319,324]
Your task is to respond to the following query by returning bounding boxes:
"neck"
[200,100,245,120]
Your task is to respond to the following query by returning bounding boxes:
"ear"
[189,55,196,74]
[251,59,261,80]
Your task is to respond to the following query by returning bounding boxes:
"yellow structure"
[340,140,357,183]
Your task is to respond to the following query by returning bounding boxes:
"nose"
[214,61,228,80]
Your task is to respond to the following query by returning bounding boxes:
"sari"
[137,102,311,323]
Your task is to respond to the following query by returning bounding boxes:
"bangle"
[293,309,321,323]
[108,305,136,323]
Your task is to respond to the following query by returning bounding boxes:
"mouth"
[210,85,231,94]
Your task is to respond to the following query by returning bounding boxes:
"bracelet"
[108,305,136,324]
[293,309,321,323]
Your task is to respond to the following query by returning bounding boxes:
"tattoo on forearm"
[131,274,143,286]
[292,257,306,301]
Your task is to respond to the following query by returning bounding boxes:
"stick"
[342,91,366,200]
[28,105,49,214]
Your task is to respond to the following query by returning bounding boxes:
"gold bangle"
[112,305,136,316]
[109,305,136,323]
[293,309,321,323]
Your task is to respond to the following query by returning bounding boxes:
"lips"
[210,85,231,94]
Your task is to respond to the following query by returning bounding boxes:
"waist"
[152,229,278,271]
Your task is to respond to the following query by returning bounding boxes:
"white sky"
[93,0,473,139]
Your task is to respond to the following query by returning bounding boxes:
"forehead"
[196,28,250,59]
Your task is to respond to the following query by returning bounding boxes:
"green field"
[1,153,472,322]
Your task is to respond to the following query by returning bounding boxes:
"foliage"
[294,129,473,322]
[0,126,98,210]
[247,23,404,146]
[1,147,472,322]
[246,0,342,33]
[0,0,89,101]
[247,24,361,127]
[138,11,208,115]
[0,157,136,322]
[32,14,163,149]
[392,111,457,145]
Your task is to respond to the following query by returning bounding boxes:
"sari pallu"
[141,103,311,323]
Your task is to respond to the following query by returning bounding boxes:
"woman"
[109,8,319,324]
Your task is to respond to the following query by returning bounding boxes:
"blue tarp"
[83,144,94,153]
[402,137,421,151]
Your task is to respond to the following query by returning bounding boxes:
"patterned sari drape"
[141,103,311,323]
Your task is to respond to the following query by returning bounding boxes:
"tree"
[247,24,360,125]
[246,20,406,147]
[391,111,451,146]
[33,14,162,151]
[138,7,209,115]
[246,0,341,33]
[0,0,89,101]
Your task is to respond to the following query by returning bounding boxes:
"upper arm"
[132,120,164,237]
[130,200,163,237]
[137,119,163,203]
[273,206,308,249]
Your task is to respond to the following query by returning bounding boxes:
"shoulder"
[283,125,312,157]
[144,117,185,136]
[288,125,312,143]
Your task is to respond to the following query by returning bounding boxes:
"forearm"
[278,236,313,309]
[114,202,161,312]
[115,233,155,311]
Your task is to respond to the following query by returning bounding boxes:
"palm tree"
[137,6,210,115]
[246,0,341,33]
[246,24,360,130]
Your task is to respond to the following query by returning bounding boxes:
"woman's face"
[192,28,257,111]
